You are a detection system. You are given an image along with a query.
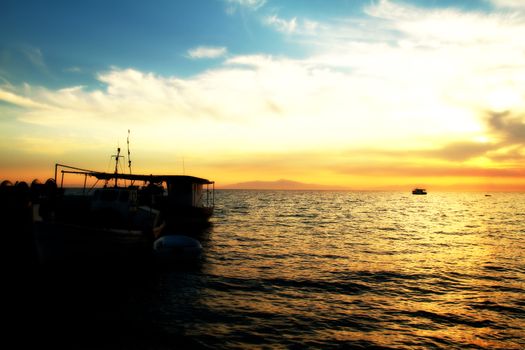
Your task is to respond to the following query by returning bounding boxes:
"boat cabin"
[54,164,215,224]
[166,176,214,209]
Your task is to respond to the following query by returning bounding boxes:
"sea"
[8,190,525,349]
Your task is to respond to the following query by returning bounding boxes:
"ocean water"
[15,190,525,349]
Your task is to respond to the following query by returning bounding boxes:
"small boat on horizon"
[412,188,427,195]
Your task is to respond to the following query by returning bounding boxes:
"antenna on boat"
[127,129,132,175]
[127,129,135,186]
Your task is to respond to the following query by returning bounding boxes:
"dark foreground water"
[8,191,525,349]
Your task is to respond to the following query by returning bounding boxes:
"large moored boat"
[32,146,214,263]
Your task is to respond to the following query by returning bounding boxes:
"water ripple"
[139,191,525,349]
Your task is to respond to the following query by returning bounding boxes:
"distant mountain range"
[217,179,522,192]
[218,179,351,190]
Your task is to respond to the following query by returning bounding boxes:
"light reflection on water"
[178,191,525,349]
[28,190,523,349]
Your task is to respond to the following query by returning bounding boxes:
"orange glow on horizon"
[3,159,525,192]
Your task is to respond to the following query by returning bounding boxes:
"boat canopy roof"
[55,164,213,185]
[92,172,213,185]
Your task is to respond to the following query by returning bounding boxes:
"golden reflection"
[203,191,524,347]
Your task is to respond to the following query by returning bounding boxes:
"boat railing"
[205,182,215,208]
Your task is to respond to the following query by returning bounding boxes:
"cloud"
[418,142,494,162]
[0,65,285,126]
[265,15,297,33]
[225,0,266,14]
[487,111,525,145]
[337,117,524,164]
[365,0,525,45]
[332,162,525,178]
[228,0,266,9]
[489,0,525,9]
[8,1,523,133]
[20,46,46,68]
[0,88,49,109]
[263,14,322,35]
[187,46,228,59]
[338,142,492,165]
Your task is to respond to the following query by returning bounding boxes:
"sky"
[1,0,525,190]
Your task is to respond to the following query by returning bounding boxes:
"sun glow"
[487,88,521,113]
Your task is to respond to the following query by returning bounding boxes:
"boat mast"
[112,147,123,187]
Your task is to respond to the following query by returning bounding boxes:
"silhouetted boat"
[33,156,165,263]
[412,188,427,195]
[32,145,214,263]
[53,163,215,227]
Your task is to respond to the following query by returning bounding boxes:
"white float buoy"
[153,234,202,261]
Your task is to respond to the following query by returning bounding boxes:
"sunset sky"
[1,0,525,190]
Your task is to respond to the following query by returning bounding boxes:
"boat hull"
[33,221,158,264]
[164,206,214,227]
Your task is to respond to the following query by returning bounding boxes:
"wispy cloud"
[225,0,266,10]
[20,46,46,68]
[0,88,49,109]
[487,111,525,145]
[420,142,495,162]
[224,0,266,14]
[263,13,322,35]
[489,0,525,9]
[187,46,228,59]
[265,15,297,33]
[332,162,525,178]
